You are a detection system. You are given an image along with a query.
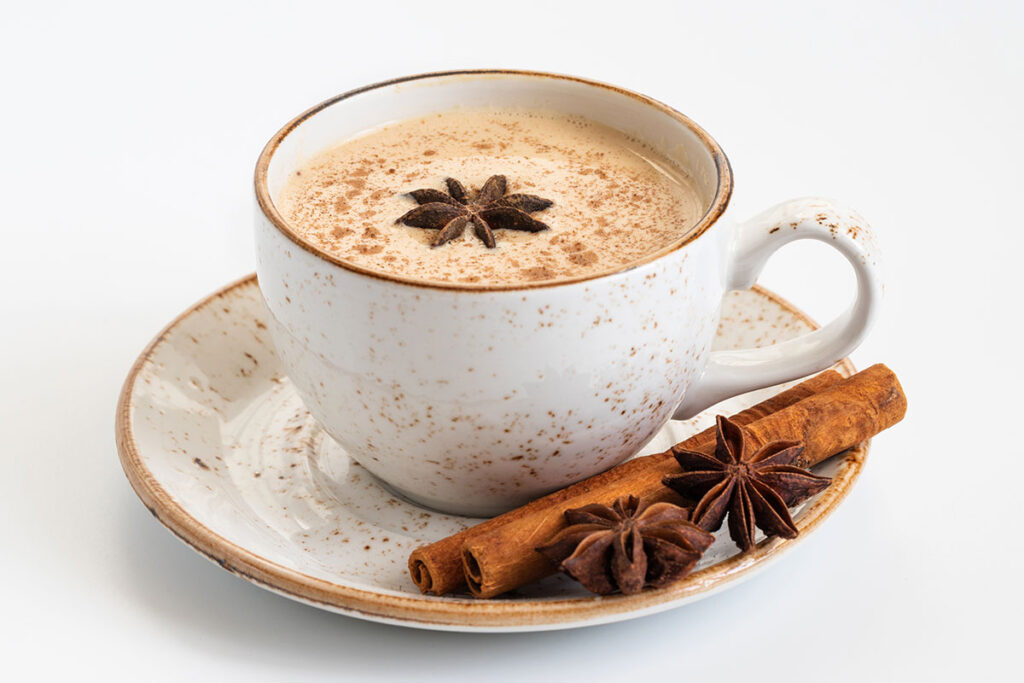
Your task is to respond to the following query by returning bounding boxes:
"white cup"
[254,70,882,516]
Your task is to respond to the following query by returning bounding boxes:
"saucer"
[116,274,865,632]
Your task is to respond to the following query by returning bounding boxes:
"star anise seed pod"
[662,415,831,552]
[395,175,553,248]
[536,495,714,595]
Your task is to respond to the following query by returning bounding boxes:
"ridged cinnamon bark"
[408,370,844,595]
[462,364,906,598]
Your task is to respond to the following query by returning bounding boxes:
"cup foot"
[373,477,520,519]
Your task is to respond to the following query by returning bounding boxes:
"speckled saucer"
[116,275,866,632]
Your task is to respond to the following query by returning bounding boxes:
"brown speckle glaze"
[116,275,866,631]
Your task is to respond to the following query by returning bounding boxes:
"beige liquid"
[277,108,704,286]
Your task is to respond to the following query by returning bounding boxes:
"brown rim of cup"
[253,69,734,292]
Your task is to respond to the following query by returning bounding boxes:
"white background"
[2,1,1021,680]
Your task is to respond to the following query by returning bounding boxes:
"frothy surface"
[277,108,703,286]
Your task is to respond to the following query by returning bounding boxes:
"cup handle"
[673,197,883,420]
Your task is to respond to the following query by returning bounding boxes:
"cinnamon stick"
[462,364,906,598]
[408,369,844,595]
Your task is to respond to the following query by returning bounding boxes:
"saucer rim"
[116,273,864,631]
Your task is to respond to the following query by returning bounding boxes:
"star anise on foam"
[395,175,553,248]
[662,415,831,552]
[536,495,714,596]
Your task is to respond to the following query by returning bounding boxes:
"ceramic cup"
[254,70,882,516]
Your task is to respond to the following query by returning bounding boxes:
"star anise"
[535,495,714,595]
[662,415,831,552]
[395,175,553,247]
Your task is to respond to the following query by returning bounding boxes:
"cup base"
[373,476,519,519]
